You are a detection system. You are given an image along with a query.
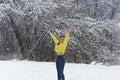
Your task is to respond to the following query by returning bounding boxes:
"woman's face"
[59,36,64,43]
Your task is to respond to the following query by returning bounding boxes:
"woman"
[48,28,74,80]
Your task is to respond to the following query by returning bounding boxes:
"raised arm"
[49,32,59,45]
[63,31,69,45]
[63,28,74,46]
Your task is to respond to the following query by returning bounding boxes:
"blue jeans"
[56,55,65,80]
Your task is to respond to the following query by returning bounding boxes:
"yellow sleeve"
[63,31,69,46]
[49,32,59,45]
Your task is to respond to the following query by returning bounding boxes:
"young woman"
[48,28,74,80]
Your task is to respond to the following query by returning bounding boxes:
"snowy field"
[0,61,120,80]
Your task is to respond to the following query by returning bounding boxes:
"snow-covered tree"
[0,0,120,65]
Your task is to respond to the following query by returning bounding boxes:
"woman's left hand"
[69,28,74,32]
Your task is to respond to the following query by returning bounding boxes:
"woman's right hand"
[47,31,51,34]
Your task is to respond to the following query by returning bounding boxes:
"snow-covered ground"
[0,60,120,80]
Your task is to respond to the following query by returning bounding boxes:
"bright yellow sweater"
[49,32,69,54]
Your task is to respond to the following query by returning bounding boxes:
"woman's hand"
[47,31,51,34]
[68,28,74,32]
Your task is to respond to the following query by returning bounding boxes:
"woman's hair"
[57,35,65,45]
[59,35,65,38]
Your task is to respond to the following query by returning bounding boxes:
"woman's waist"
[56,54,64,58]
[56,52,64,56]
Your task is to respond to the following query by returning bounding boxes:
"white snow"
[0,60,120,80]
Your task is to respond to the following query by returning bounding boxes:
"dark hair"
[59,35,65,38]
[57,35,65,45]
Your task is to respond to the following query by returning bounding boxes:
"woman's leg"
[56,57,61,80]
[56,56,65,80]
[60,57,65,80]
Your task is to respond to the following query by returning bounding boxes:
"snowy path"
[0,61,120,80]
